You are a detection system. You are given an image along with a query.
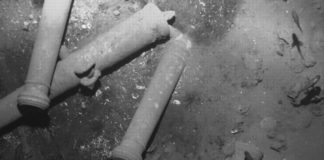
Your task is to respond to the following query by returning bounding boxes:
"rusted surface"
[112,28,190,160]
[0,3,171,129]
[18,0,73,110]
[0,0,241,159]
[2,0,324,160]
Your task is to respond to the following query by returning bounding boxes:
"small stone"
[135,84,145,90]
[113,10,120,16]
[81,24,87,29]
[28,14,34,19]
[95,89,102,97]
[131,93,139,99]
[270,141,287,152]
[236,105,250,115]
[172,99,181,105]
[230,128,243,135]
[81,101,87,109]
[23,21,29,26]
[23,21,30,31]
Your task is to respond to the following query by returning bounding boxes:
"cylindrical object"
[18,0,73,110]
[112,28,191,160]
[50,3,171,97]
[0,3,171,129]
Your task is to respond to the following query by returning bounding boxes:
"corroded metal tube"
[112,28,192,160]
[18,0,73,110]
[0,3,172,129]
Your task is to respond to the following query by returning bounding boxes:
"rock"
[267,133,287,152]
[231,141,263,160]
[310,104,324,117]
[260,117,277,132]
[222,140,235,157]
[270,141,287,152]
[81,101,87,109]
[286,76,309,99]
[302,47,317,68]
[288,60,305,73]
[59,45,70,59]
[266,131,286,141]
[275,134,286,142]
[286,75,321,106]
[235,104,250,115]
[302,56,317,68]
[266,130,277,139]
[291,110,313,129]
